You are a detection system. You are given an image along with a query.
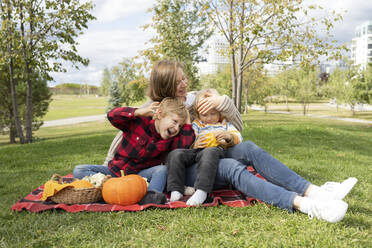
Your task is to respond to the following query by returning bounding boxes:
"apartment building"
[351,21,372,69]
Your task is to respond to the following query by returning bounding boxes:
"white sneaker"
[304,199,348,223]
[310,177,358,200]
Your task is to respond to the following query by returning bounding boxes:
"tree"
[0,63,51,143]
[111,58,137,107]
[1,0,95,143]
[106,80,122,113]
[243,64,272,113]
[105,58,148,111]
[325,67,346,112]
[293,66,318,116]
[272,67,299,112]
[142,0,212,90]
[358,62,372,104]
[100,67,112,96]
[200,0,345,112]
[0,0,25,143]
[200,65,232,97]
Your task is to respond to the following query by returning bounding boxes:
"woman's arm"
[215,95,242,132]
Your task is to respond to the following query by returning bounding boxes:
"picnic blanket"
[12,167,265,213]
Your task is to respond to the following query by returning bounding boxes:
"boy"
[73,97,195,204]
[166,89,243,206]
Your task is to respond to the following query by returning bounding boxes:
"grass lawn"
[264,101,372,121]
[43,95,147,121]
[1,112,371,247]
[43,95,109,121]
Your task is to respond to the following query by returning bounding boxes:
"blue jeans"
[73,164,167,193]
[184,141,311,212]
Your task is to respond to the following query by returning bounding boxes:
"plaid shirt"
[107,107,195,176]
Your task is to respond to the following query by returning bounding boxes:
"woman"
[103,60,357,223]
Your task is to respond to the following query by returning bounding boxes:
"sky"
[49,0,372,87]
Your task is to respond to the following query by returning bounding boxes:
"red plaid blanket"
[12,167,264,213]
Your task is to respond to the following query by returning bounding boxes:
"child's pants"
[166,147,225,194]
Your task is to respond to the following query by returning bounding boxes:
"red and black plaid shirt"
[107,107,195,176]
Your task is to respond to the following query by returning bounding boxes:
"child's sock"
[170,191,183,202]
[186,189,207,206]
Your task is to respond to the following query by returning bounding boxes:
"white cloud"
[94,0,155,22]
[50,0,155,86]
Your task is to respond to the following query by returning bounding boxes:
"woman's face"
[175,68,188,98]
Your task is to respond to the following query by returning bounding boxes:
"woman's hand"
[197,93,224,115]
[134,102,160,117]
[193,136,207,149]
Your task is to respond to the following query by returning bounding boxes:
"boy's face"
[155,112,184,140]
[198,108,220,124]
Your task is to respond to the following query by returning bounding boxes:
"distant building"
[197,37,229,75]
[351,21,372,69]
[320,60,349,74]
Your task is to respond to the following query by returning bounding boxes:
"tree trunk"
[25,65,33,143]
[235,0,245,113]
[231,52,237,105]
[237,66,243,112]
[20,2,34,143]
[5,3,25,143]
[9,110,16,144]
[285,95,289,111]
[228,0,237,107]
[10,123,16,144]
[8,51,25,143]
[244,85,249,114]
[303,102,306,116]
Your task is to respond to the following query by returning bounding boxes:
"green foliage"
[104,58,147,111]
[106,80,122,112]
[142,0,212,90]
[0,65,51,142]
[200,0,346,111]
[244,66,272,112]
[0,0,95,143]
[271,66,318,115]
[127,76,148,104]
[200,65,232,97]
[100,67,111,96]
[324,67,348,111]
[358,63,372,104]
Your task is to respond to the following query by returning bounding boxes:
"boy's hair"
[194,88,220,116]
[148,60,184,102]
[156,97,188,124]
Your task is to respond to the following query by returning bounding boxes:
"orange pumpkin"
[102,174,147,205]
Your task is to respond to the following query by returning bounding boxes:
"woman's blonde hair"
[148,60,183,102]
[194,88,220,116]
[155,97,188,124]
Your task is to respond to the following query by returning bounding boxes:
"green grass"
[264,102,372,120]
[43,95,109,121]
[44,95,148,121]
[1,112,371,247]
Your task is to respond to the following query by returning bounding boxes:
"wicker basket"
[49,174,109,205]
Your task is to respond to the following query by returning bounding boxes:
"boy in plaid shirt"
[73,98,195,204]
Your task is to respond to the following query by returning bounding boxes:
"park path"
[41,110,372,128]
[42,114,106,127]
